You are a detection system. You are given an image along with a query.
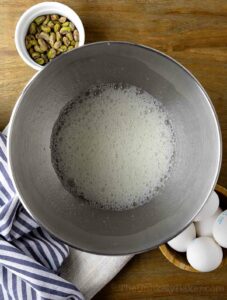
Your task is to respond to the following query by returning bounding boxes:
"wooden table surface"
[1,0,227,299]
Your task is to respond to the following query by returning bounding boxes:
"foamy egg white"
[51,83,175,210]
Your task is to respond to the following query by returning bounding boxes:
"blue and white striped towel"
[0,133,84,300]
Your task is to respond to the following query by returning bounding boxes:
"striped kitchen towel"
[0,133,84,300]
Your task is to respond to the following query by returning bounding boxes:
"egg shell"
[195,207,222,237]
[186,237,223,272]
[194,191,219,222]
[167,223,196,252]
[213,210,227,248]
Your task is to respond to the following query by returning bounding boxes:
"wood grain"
[1,1,227,299]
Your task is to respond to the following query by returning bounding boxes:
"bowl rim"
[15,1,85,70]
[7,41,222,255]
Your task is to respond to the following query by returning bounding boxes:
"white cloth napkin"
[60,249,132,299]
[3,125,133,300]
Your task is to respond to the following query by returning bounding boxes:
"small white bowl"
[15,2,85,71]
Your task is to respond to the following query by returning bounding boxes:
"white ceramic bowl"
[15,2,85,71]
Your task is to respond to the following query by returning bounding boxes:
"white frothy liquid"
[51,84,175,210]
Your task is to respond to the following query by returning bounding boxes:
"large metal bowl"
[8,42,221,255]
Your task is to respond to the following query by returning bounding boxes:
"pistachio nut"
[25,42,32,50]
[37,26,41,33]
[51,14,59,21]
[35,57,45,65]
[47,21,54,28]
[49,32,56,47]
[54,23,61,33]
[34,16,46,25]
[60,27,71,35]
[59,45,67,52]
[68,45,74,51]
[39,32,49,42]
[29,34,36,41]
[38,38,48,51]
[43,15,50,25]
[56,31,62,41]
[41,25,51,33]
[31,52,41,59]
[70,40,76,47]
[29,47,34,55]
[73,30,79,41]
[66,32,73,41]
[41,53,48,64]
[53,41,62,49]
[34,45,44,53]
[59,16,67,23]
[62,22,69,27]
[29,22,37,34]
[63,36,70,47]
[25,36,31,49]
[47,48,57,59]
[69,22,75,31]
[30,39,38,46]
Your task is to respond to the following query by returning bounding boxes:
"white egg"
[213,210,227,248]
[167,223,196,252]
[194,191,219,222]
[195,207,222,237]
[186,237,223,272]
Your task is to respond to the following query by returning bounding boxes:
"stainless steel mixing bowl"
[8,42,221,255]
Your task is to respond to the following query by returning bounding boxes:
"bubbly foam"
[51,83,175,210]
